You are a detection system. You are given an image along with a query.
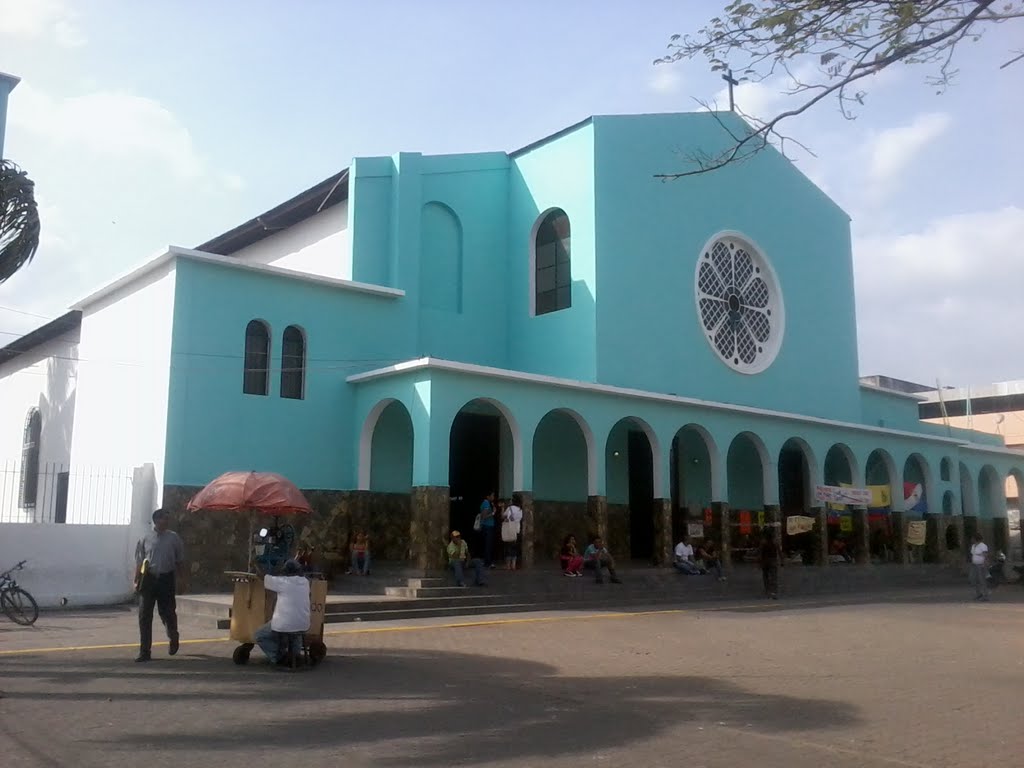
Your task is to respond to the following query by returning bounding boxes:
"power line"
[0,304,56,320]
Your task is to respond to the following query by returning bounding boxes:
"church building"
[3,111,1022,577]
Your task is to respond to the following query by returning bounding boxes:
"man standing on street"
[135,508,185,662]
[969,531,990,601]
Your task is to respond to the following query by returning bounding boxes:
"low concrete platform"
[177,562,980,628]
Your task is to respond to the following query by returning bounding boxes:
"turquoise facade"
[161,111,1023,533]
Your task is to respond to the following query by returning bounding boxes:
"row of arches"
[242,320,306,399]
[361,396,1023,559]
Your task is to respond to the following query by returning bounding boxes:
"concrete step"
[406,578,447,589]
[385,585,479,598]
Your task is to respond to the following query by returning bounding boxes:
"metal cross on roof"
[721,69,739,112]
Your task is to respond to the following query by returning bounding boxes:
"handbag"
[501,520,520,543]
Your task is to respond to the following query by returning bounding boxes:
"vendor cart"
[225,570,328,666]
[185,471,328,667]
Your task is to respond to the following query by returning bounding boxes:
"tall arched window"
[242,320,271,396]
[533,208,571,316]
[280,325,306,400]
[19,408,41,509]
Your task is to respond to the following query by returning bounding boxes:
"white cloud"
[10,85,228,183]
[866,112,951,188]
[853,206,1024,385]
[0,0,85,47]
[649,66,682,94]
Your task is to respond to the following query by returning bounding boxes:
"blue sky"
[1,0,1022,386]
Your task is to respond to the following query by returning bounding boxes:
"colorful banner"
[786,515,815,535]
[839,516,853,533]
[904,482,928,514]
[866,484,892,510]
[816,484,871,505]
[687,523,704,539]
[739,510,752,535]
[704,507,713,526]
[906,520,927,546]
[757,509,765,527]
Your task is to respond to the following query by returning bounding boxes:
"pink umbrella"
[187,471,312,573]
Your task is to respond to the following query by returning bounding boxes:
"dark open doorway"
[628,430,654,560]
[448,412,499,539]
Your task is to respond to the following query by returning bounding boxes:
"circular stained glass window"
[694,233,784,375]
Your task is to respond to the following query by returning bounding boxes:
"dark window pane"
[555,285,572,311]
[555,237,571,263]
[536,265,556,293]
[19,410,41,508]
[280,326,305,400]
[536,290,555,316]
[536,242,557,269]
[243,320,270,395]
[555,262,571,287]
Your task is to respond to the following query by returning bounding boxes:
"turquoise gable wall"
[508,122,598,381]
[591,113,860,422]
[165,258,412,488]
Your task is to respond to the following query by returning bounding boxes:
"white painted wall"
[0,464,157,607]
[69,263,176,523]
[0,331,79,523]
[231,201,352,280]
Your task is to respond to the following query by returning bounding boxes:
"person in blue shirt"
[479,492,497,568]
[583,537,622,584]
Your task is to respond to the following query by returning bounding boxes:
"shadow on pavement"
[2,648,862,766]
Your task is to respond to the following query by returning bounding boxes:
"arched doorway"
[670,424,717,544]
[368,401,414,493]
[448,398,520,564]
[1008,469,1023,562]
[824,444,858,561]
[866,449,898,563]
[532,409,595,560]
[726,432,768,560]
[979,465,1007,553]
[779,438,816,563]
[903,454,932,562]
[606,417,658,560]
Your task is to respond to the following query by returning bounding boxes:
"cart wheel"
[233,643,253,665]
[308,641,327,666]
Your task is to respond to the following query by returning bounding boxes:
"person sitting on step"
[674,535,706,575]
[697,539,726,581]
[446,530,487,588]
[583,537,622,584]
[560,534,585,576]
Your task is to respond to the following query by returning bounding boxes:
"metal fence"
[0,461,134,525]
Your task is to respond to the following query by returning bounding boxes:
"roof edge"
[0,310,81,368]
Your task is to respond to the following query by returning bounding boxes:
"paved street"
[2,589,1022,768]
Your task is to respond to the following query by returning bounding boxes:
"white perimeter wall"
[69,262,176,522]
[232,201,351,279]
[0,464,157,607]
[0,331,79,523]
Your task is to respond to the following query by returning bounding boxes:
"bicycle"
[1,560,39,626]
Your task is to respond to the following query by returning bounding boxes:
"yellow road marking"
[0,608,685,657]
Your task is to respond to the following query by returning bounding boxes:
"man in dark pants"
[135,508,185,662]
[760,527,783,600]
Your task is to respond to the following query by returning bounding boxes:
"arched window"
[940,457,952,482]
[533,209,571,316]
[242,320,271,396]
[19,408,41,509]
[280,325,306,400]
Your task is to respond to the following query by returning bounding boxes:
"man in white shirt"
[254,559,311,664]
[674,536,705,575]
[969,532,990,601]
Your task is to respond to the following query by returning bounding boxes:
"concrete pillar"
[892,510,908,565]
[852,507,869,564]
[950,516,965,566]
[587,495,608,543]
[652,498,673,566]
[409,486,450,571]
[812,507,828,566]
[712,501,731,572]
[515,491,534,569]
[925,515,943,564]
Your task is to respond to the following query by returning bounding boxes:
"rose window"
[694,234,784,374]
